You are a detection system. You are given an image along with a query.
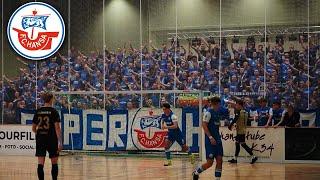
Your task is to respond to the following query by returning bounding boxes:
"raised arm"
[201,37,209,48]
[231,41,236,52]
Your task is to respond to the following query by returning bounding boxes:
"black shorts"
[235,134,246,143]
[36,136,59,158]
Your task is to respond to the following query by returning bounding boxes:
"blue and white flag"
[21,15,49,30]
[299,112,316,127]
[140,116,162,129]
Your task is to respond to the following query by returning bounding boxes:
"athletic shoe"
[192,172,199,180]
[164,160,172,166]
[228,159,237,163]
[251,157,258,164]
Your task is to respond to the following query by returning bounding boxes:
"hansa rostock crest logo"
[7,2,65,60]
[132,109,168,149]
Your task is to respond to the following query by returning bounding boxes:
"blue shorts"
[205,139,223,159]
[167,129,186,147]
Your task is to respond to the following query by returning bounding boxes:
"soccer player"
[227,99,258,164]
[161,103,195,166]
[192,97,225,180]
[32,92,62,180]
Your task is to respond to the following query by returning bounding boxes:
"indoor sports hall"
[0,0,320,179]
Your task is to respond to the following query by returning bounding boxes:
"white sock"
[194,166,204,175]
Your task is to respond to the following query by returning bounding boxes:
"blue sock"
[194,166,204,175]
[165,150,171,160]
[215,168,222,178]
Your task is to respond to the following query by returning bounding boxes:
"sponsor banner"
[0,125,36,155]
[285,128,320,160]
[221,127,285,162]
[18,107,308,163]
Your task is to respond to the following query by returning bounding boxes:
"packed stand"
[1,35,320,124]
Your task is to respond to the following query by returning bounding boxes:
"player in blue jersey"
[161,103,195,166]
[254,98,273,127]
[193,97,225,180]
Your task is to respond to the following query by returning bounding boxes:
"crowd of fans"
[1,34,320,124]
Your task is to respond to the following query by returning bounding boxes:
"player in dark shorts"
[228,99,258,164]
[32,92,62,180]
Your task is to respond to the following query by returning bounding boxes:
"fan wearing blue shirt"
[254,98,273,127]
[269,101,286,127]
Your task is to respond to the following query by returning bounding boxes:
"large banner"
[0,125,36,155]
[220,127,285,162]
[20,108,201,152]
[18,108,320,162]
